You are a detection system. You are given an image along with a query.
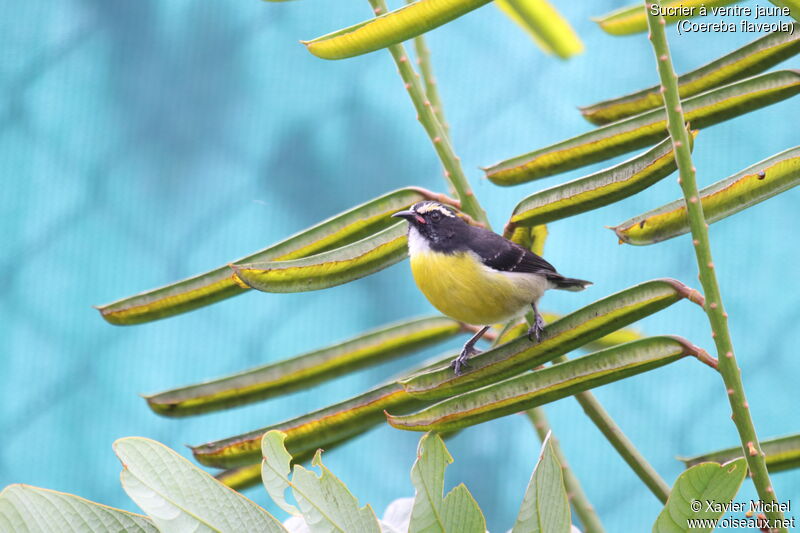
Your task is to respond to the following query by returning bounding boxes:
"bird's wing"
[466,227,557,274]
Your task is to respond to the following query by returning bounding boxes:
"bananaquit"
[393,201,591,375]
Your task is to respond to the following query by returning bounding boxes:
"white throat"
[406,226,431,256]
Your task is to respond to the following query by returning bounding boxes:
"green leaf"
[216,463,264,491]
[0,485,158,533]
[304,0,492,60]
[503,132,692,232]
[581,25,800,124]
[96,187,453,325]
[192,382,427,469]
[652,459,748,533]
[232,223,408,293]
[408,433,485,533]
[511,432,570,533]
[766,0,800,21]
[292,451,382,532]
[497,314,644,351]
[679,433,800,474]
[146,315,464,417]
[193,279,700,470]
[261,431,301,516]
[484,70,800,185]
[387,336,706,432]
[114,437,287,532]
[613,146,800,245]
[495,0,583,59]
[593,0,738,36]
[399,278,704,401]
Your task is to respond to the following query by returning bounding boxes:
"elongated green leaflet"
[400,278,704,400]
[582,26,800,125]
[494,0,583,59]
[146,316,463,417]
[485,70,800,185]
[232,223,408,293]
[191,278,702,469]
[192,382,427,468]
[614,146,800,245]
[503,132,692,234]
[593,0,737,36]
[679,434,800,473]
[215,463,262,491]
[387,336,703,432]
[97,188,453,325]
[304,0,492,60]
[216,433,358,492]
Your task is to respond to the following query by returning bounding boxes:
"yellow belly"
[410,251,546,326]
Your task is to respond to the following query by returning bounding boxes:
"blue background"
[1,0,798,531]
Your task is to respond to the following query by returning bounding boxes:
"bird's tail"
[547,274,592,292]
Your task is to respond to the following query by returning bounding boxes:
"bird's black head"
[392,201,466,252]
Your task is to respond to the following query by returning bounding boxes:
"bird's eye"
[430,211,441,222]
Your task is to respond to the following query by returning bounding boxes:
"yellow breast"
[409,251,545,326]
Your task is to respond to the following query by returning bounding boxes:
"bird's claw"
[527,315,546,343]
[450,346,481,376]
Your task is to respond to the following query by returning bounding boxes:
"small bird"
[393,201,591,375]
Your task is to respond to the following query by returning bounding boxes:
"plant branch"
[402,2,450,138]
[367,0,488,226]
[526,408,605,533]
[645,2,786,529]
[560,368,671,503]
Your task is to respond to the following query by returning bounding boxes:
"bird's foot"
[527,314,546,343]
[450,345,482,376]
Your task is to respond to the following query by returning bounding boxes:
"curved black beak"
[392,210,415,221]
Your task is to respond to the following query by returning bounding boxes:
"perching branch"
[645,2,786,530]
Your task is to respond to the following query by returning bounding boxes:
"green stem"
[367,0,488,226]
[558,363,671,504]
[525,308,671,504]
[645,3,786,530]
[526,408,605,533]
[402,2,449,138]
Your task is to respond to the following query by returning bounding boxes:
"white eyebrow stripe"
[415,202,455,217]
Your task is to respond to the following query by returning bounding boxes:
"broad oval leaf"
[0,485,158,533]
[304,0,492,60]
[511,432,571,533]
[581,25,800,124]
[399,278,704,401]
[232,223,408,293]
[146,315,464,417]
[679,433,800,474]
[387,336,705,432]
[291,450,382,533]
[652,459,747,533]
[408,433,485,533]
[593,0,737,36]
[114,437,287,532]
[217,440,348,492]
[613,146,800,245]
[484,70,800,185]
[192,382,426,468]
[495,0,583,59]
[96,187,453,325]
[503,132,692,232]
[261,431,301,516]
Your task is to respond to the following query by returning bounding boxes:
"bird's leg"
[450,326,490,376]
[527,301,546,342]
